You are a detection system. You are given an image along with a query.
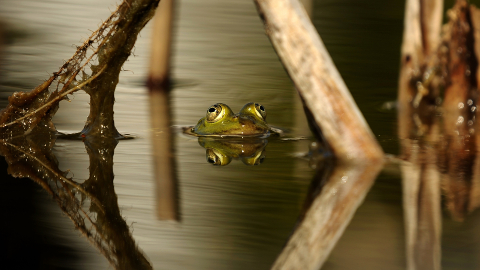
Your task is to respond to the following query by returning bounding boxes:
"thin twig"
[1,65,107,128]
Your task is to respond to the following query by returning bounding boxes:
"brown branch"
[253,0,383,161]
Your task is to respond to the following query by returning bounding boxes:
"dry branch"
[253,0,383,161]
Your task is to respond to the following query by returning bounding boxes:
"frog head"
[192,102,269,136]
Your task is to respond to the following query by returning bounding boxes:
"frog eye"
[254,103,267,120]
[241,150,266,166]
[207,155,220,165]
[206,104,225,122]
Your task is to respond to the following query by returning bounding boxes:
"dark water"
[0,0,479,269]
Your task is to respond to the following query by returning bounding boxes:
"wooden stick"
[398,0,443,108]
[148,0,174,87]
[253,0,383,161]
[147,0,179,221]
[421,0,444,56]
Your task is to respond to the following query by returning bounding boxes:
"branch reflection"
[271,156,384,270]
[0,122,152,270]
[149,90,179,221]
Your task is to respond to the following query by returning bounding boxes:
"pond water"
[1,0,480,269]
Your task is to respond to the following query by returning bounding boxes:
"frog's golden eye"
[254,103,267,120]
[207,154,220,165]
[242,150,266,166]
[206,104,225,123]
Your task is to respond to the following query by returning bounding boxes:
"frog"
[188,102,271,137]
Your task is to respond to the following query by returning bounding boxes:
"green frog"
[189,102,271,137]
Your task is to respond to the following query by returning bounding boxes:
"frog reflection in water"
[191,102,270,136]
[198,137,267,166]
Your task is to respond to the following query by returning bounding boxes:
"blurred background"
[0,0,480,269]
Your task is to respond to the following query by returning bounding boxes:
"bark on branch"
[253,0,383,161]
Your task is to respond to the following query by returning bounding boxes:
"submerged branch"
[0,0,160,138]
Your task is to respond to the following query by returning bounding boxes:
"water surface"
[1,0,479,269]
